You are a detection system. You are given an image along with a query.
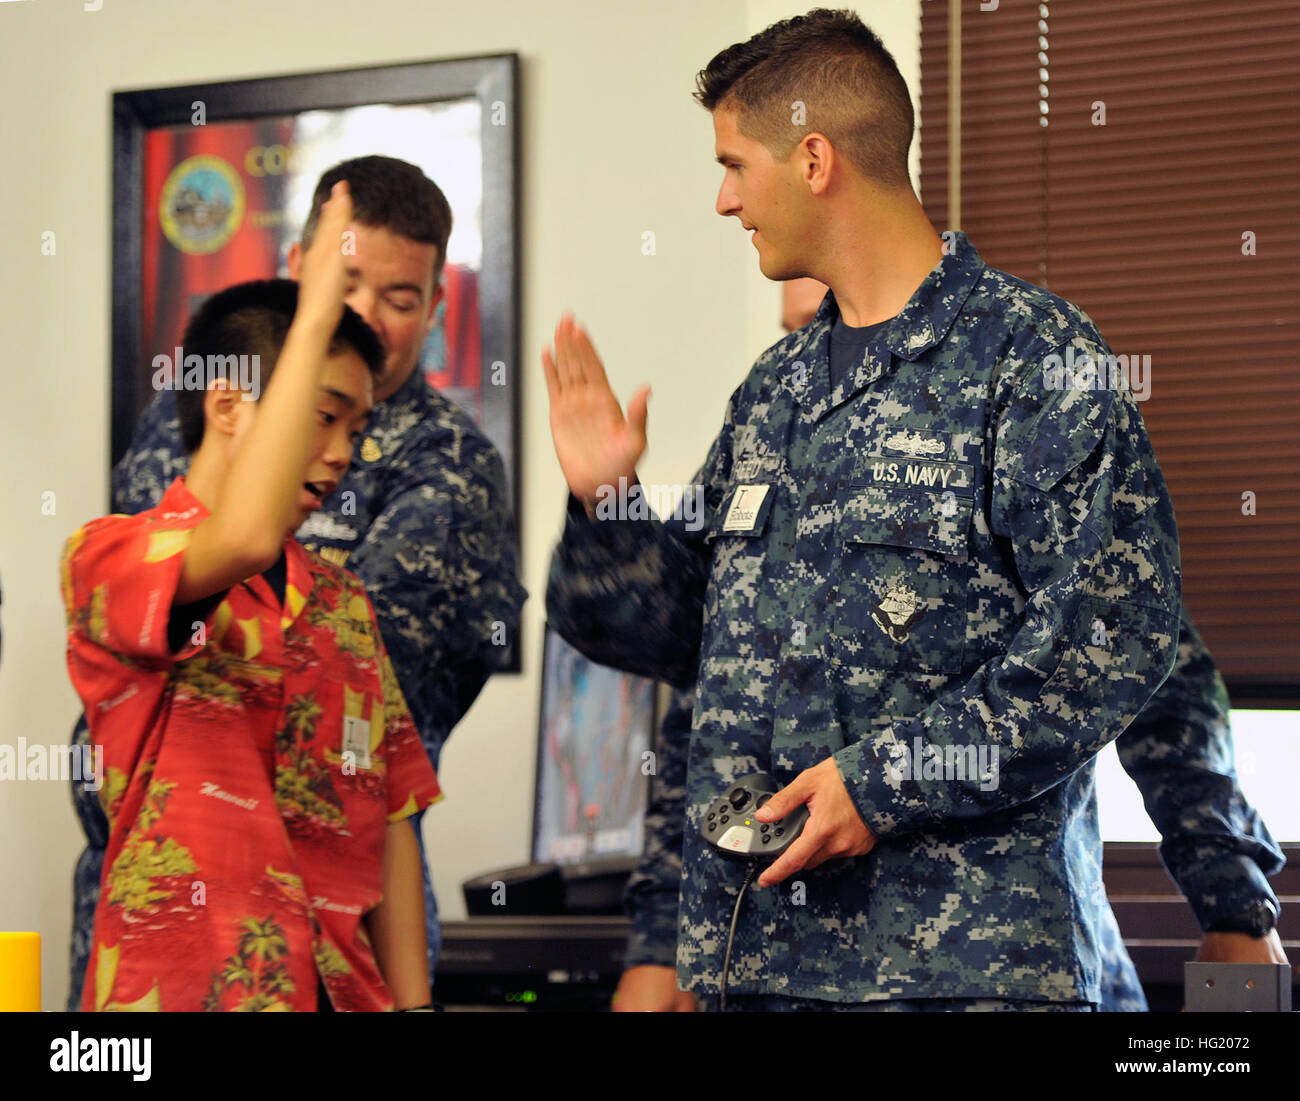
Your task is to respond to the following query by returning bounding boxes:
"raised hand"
[541,315,650,503]
[295,180,352,330]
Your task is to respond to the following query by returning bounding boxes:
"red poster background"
[142,119,293,383]
[140,119,483,418]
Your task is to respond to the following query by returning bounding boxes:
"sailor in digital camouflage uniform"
[546,10,1273,1013]
[618,600,1285,1011]
[553,218,1184,1006]
[616,297,1284,1014]
[68,156,525,1009]
[589,10,1285,1016]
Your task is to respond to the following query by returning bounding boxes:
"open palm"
[541,315,650,502]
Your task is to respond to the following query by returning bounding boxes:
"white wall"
[0,0,919,1008]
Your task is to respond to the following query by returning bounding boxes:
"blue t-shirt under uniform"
[828,314,891,392]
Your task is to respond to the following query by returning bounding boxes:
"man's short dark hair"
[695,8,914,190]
[300,155,454,288]
[174,278,384,454]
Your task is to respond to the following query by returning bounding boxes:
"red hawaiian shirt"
[61,478,442,1012]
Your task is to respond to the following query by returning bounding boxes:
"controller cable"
[719,862,758,1013]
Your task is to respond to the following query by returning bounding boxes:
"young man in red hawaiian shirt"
[61,183,441,1012]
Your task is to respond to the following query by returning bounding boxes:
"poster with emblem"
[111,56,520,509]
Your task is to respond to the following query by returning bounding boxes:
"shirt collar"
[372,361,430,426]
[156,476,210,524]
[806,230,985,363]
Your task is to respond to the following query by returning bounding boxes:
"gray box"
[1184,962,1293,1012]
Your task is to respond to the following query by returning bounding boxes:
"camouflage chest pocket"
[831,460,975,675]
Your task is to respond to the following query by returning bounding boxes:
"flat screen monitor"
[532,625,658,870]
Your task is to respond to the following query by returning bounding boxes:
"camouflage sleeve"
[110,388,189,515]
[345,433,525,768]
[545,423,732,690]
[623,685,692,969]
[1116,607,1284,930]
[836,334,1182,835]
[1096,893,1149,1012]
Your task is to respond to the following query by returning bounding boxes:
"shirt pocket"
[276,677,387,841]
[831,481,973,675]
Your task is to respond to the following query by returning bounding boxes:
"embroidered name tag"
[864,457,974,495]
[342,714,371,770]
[722,484,772,533]
[733,455,781,481]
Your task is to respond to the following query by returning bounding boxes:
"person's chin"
[290,500,316,534]
[756,253,793,281]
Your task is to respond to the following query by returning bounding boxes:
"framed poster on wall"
[110,53,521,514]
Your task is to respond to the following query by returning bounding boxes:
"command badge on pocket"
[872,582,924,643]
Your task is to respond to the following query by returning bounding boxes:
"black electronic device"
[462,862,566,917]
[558,858,636,914]
[700,773,810,860]
[699,772,811,1010]
[436,917,631,1011]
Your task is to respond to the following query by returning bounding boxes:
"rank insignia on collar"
[872,583,924,642]
[317,545,351,568]
[360,438,382,462]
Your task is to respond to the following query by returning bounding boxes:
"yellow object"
[0,932,41,1011]
[284,583,307,621]
[142,528,193,563]
[93,942,162,1012]
[213,599,233,642]
[237,616,263,660]
[387,792,418,823]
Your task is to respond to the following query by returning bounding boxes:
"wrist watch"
[1207,898,1278,938]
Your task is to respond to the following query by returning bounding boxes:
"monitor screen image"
[533,626,657,867]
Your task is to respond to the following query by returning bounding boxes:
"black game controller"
[700,773,810,860]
